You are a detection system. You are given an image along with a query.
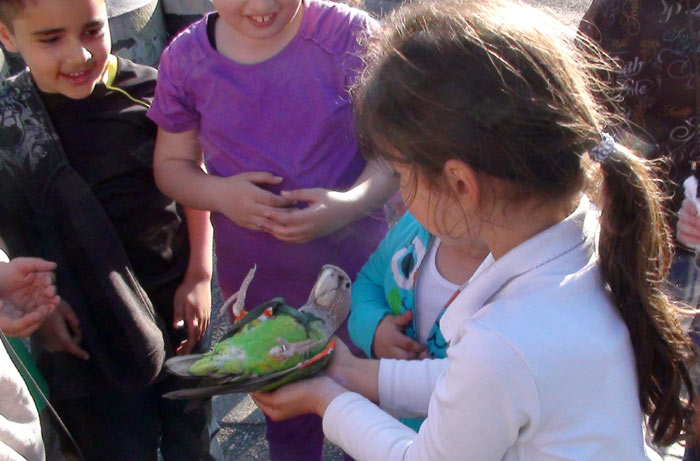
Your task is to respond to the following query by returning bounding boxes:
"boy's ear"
[443,159,480,211]
[0,22,18,53]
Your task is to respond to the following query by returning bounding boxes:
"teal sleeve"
[349,213,418,358]
[349,251,392,358]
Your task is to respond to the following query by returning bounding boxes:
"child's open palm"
[262,187,355,243]
[0,257,60,337]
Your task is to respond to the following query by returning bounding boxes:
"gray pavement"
[209,0,685,459]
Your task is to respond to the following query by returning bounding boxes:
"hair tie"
[589,133,615,163]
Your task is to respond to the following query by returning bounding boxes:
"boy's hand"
[216,172,295,232]
[173,274,211,355]
[372,311,426,360]
[36,301,89,360]
[263,188,355,243]
[677,198,700,248]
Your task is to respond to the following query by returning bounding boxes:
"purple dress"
[148,2,385,459]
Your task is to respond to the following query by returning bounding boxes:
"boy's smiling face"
[0,0,110,99]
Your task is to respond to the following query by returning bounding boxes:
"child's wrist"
[330,189,368,223]
[315,377,347,416]
[184,265,213,282]
[206,175,235,214]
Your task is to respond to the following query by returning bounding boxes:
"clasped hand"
[216,172,357,244]
[373,311,427,360]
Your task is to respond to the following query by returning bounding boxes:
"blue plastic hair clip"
[589,133,615,163]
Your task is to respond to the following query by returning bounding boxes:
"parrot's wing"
[222,297,286,340]
[221,298,320,341]
[162,340,337,399]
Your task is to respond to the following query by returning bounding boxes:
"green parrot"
[163,264,351,398]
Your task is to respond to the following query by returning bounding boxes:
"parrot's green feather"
[189,314,325,377]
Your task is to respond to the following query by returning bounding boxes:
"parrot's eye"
[345,282,350,289]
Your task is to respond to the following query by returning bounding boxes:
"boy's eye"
[84,26,105,37]
[39,36,60,44]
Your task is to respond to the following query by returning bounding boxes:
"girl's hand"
[373,311,426,360]
[263,188,356,243]
[217,172,295,231]
[173,274,211,355]
[677,198,700,248]
[251,375,347,421]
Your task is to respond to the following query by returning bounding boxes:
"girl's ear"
[0,23,18,53]
[443,159,480,211]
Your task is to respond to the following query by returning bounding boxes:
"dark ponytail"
[597,148,695,444]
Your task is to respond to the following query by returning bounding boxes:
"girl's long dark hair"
[354,0,695,444]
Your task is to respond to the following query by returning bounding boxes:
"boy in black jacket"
[0,0,218,458]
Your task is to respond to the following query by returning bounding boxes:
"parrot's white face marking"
[313,265,351,307]
[306,265,352,336]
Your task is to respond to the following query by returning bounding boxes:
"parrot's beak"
[313,266,350,307]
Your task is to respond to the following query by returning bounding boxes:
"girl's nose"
[249,0,276,12]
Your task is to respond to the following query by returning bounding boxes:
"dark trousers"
[686,445,699,461]
[54,375,216,461]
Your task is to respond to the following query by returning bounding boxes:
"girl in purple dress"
[147,0,396,458]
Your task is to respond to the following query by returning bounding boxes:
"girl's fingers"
[280,188,323,204]
[239,171,284,185]
[264,207,310,226]
[256,191,294,208]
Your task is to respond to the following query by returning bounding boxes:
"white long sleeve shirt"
[0,340,44,461]
[323,200,652,460]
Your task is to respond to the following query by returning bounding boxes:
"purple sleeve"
[147,46,199,133]
[338,12,379,89]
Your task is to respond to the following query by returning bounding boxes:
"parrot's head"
[307,265,352,333]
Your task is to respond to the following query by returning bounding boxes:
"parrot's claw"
[221,265,257,321]
[269,338,323,360]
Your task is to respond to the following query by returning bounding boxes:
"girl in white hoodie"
[253,1,696,459]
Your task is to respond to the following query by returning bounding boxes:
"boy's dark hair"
[355,0,695,446]
[0,0,25,28]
